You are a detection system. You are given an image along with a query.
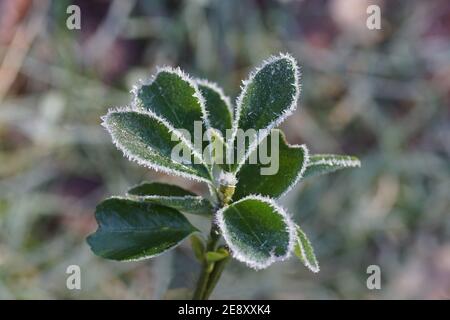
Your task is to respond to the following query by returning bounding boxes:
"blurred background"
[0,0,449,299]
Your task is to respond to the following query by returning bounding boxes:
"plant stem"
[193,182,234,300]
[203,250,230,299]
[192,224,222,300]
[192,261,211,300]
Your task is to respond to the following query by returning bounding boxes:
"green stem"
[192,224,221,300]
[192,261,211,300]
[192,182,234,300]
[203,249,230,299]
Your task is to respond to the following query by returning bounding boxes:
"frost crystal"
[218,171,237,187]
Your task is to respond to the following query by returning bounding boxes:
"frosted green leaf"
[234,53,300,132]
[196,79,232,138]
[87,198,199,261]
[294,225,319,273]
[304,154,361,179]
[216,195,296,270]
[133,67,210,141]
[234,130,308,200]
[102,108,212,183]
[127,182,213,216]
[230,53,300,170]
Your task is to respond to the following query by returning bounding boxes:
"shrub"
[87,53,361,299]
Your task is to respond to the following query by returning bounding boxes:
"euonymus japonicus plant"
[87,53,361,299]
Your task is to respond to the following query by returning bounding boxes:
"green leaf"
[294,225,319,273]
[206,249,229,262]
[304,154,361,179]
[128,182,197,197]
[216,195,295,269]
[190,234,206,261]
[206,128,230,170]
[234,130,308,200]
[127,182,213,216]
[235,53,300,132]
[102,108,212,183]
[196,79,232,139]
[230,54,300,169]
[87,198,199,261]
[133,67,210,141]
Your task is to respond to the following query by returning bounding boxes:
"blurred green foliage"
[0,0,449,299]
